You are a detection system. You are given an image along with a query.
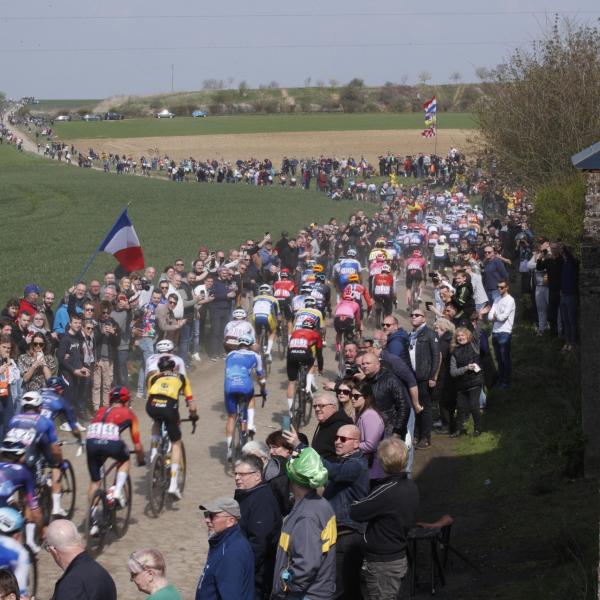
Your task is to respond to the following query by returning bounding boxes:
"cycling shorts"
[334,316,355,335]
[224,391,253,415]
[255,314,276,335]
[146,400,181,443]
[277,299,293,321]
[86,439,129,482]
[405,270,423,287]
[286,355,315,382]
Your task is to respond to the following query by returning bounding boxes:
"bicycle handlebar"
[180,418,197,434]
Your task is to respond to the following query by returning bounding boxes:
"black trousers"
[456,385,482,432]
[416,380,433,442]
[334,530,364,600]
[548,289,561,336]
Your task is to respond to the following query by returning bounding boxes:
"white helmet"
[232,308,247,320]
[156,339,174,353]
[346,248,357,258]
[0,507,24,534]
[258,284,272,295]
[237,333,254,347]
[381,264,391,273]
[439,235,447,243]
[21,391,42,408]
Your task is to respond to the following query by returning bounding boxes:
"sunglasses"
[32,342,45,347]
[84,307,94,311]
[382,323,394,328]
[335,435,358,443]
[497,285,507,290]
[337,389,351,395]
[314,404,334,410]
[351,393,363,400]
[168,301,177,306]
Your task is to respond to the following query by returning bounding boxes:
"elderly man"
[128,547,182,599]
[46,519,116,600]
[322,424,369,600]
[350,438,419,600]
[408,309,440,450]
[233,454,281,599]
[272,447,336,600]
[196,497,254,600]
[307,393,352,460]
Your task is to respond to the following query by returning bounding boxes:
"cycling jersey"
[40,388,77,431]
[310,282,330,313]
[3,413,57,461]
[287,329,323,371]
[405,257,427,273]
[87,405,142,446]
[273,280,296,300]
[448,231,460,245]
[224,349,264,414]
[0,462,38,511]
[409,233,424,246]
[145,353,187,376]
[372,273,394,297]
[344,283,374,310]
[253,294,278,317]
[427,233,439,247]
[334,258,361,287]
[293,308,324,331]
[369,260,385,277]
[0,535,30,596]
[433,243,450,258]
[147,371,193,407]
[224,320,255,344]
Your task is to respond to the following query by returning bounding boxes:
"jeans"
[114,349,129,386]
[334,531,364,600]
[363,556,407,600]
[559,292,578,345]
[492,332,512,387]
[192,317,201,354]
[535,286,549,332]
[416,380,432,442]
[0,395,14,442]
[178,321,192,364]
[136,338,155,395]
[209,309,230,357]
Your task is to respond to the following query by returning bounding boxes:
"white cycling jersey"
[145,352,186,375]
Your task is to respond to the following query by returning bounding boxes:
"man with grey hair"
[46,519,116,599]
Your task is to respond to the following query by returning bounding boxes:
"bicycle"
[256,325,271,377]
[84,457,132,556]
[291,364,312,431]
[409,279,420,312]
[148,419,195,518]
[229,393,264,466]
[275,314,288,360]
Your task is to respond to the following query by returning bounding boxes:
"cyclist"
[223,308,255,353]
[286,319,323,416]
[333,249,361,296]
[0,453,43,555]
[273,268,296,336]
[405,248,427,308]
[1,392,59,552]
[293,297,324,332]
[223,333,267,460]
[86,387,145,513]
[368,237,388,262]
[145,339,186,378]
[252,284,279,363]
[333,287,362,357]
[432,234,449,271]
[292,283,313,315]
[344,273,373,317]
[0,507,31,599]
[146,357,198,499]
[372,263,395,318]
[310,272,331,318]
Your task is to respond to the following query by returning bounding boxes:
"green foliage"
[475,18,600,188]
[51,112,476,140]
[0,144,370,297]
[533,175,586,253]
[339,78,367,113]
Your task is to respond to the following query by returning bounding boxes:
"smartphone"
[281,415,291,432]
[425,301,433,310]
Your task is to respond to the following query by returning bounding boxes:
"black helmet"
[158,356,176,372]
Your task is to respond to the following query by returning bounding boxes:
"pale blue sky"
[1,0,598,98]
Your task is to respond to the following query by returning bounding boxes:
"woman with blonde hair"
[128,548,182,599]
[449,327,483,437]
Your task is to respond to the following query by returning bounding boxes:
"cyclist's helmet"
[312,264,324,273]
[232,308,247,320]
[237,333,254,347]
[0,507,24,534]
[155,339,174,353]
[305,259,316,268]
[375,237,386,248]
[381,264,391,273]
[258,284,272,295]
[304,297,317,308]
[301,317,317,330]
[300,284,313,295]
[109,386,130,405]
[412,249,422,257]
[348,274,360,283]
[280,268,290,279]
[315,273,326,282]
[375,253,386,263]
[21,391,42,409]
[439,235,446,243]
[46,376,67,393]
[342,287,354,301]
[346,248,357,258]
[158,356,176,372]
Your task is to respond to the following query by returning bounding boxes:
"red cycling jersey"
[345,283,374,310]
[288,328,324,371]
[90,405,142,448]
[372,273,394,296]
[273,279,296,299]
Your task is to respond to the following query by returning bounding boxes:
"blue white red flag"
[422,96,437,137]
[98,209,145,271]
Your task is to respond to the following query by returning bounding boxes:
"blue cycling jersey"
[335,259,361,286]
[3,413,57,457]
[224,349,264,396]
[40,388,77,431]
[0,463,38,511]
[0,535,30,595]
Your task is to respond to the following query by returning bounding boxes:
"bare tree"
[449,71,462,84]
[238,80,248,97]
[474,66,490,81]
[417,70,432,85]
[304,77,312,87]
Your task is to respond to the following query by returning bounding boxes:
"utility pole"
[171,64,174,93]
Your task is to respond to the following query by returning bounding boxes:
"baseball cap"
[199,496,241,519]
[24,284,42,296]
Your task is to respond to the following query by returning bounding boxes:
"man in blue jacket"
[196,496,254,600]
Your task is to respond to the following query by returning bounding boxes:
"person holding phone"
[17,334,57,393]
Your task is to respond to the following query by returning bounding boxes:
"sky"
[1,0,599,99]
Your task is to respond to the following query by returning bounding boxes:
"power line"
[0,40,523,54]
[0,9,599,21]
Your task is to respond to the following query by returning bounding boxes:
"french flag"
[98,209,145,271]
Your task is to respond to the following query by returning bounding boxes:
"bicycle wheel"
[292,370,306,431]
[374,303,383,329]
[148,455,167,517]
[59,460,76,520]
[112,475,132,538]
[25,545,37,598]
[38,482,52,527]
[411,281,419,311]
[302,380,313,426]
[178,442,187,493]
[85,490,108,556]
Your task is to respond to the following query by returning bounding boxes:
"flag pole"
[73,202,132,284]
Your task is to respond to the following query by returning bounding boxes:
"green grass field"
[34,99,101,111]
[52,112,476,140]
[0,145,367,297]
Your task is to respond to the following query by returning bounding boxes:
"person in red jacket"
[372,263,395,318]
[17,283,42,318]
[286,318,323,415]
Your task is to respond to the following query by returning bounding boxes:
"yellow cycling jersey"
[252,294,279,317]
[148,371,193,403]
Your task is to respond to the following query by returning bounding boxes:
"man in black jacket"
[233,454,281,599]
[408,310,440,449]
[47,519,116,600]
[310,394,353,461]
[350,437,419,600]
